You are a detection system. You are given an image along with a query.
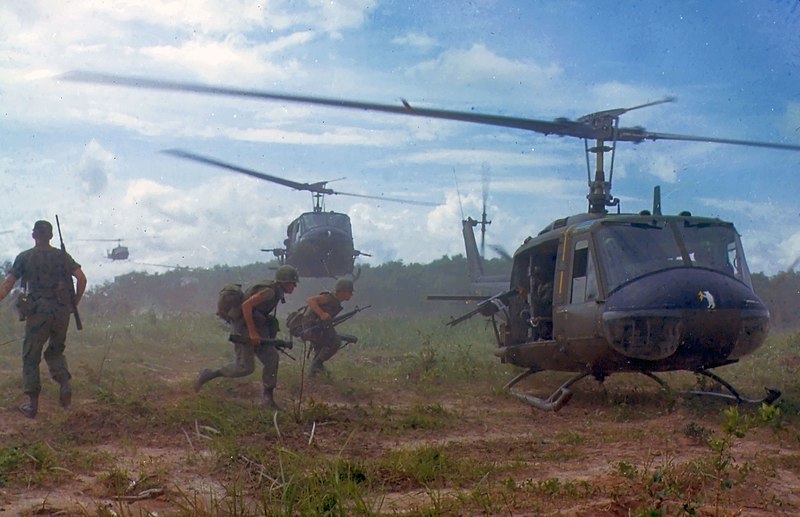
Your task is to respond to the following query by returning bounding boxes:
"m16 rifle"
[228,334,295,360]
[297,305,372,338]
[55,215,82,330]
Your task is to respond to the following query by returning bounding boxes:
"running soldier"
[193,265,299,410]
[0,220,87,418]
[304,278,355,375]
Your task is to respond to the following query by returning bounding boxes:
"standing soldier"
[0,220,87,419]
[304,278,355,375]
[193,265,299,410]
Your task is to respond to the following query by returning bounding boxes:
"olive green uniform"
[218,282,285,390]
[303,291,343,368]
[11,246,79,397]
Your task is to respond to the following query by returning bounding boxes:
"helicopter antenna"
[480,163,492,257]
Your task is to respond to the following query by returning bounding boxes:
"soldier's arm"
[72,267,87,305]
[306,293,332,320]
[241,287,275,346]
[0,273,18,302]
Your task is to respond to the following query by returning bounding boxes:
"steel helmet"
[334,279,354,292]
[275,265,300,284]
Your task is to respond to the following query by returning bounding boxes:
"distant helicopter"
[63,71,800,410]
[162,149,436,278]
[428,170,510,301]
[78,238,130,260]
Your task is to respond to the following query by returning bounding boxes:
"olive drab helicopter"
[161,149,436,278]
[63,71,800,410]
[78,238,130,260]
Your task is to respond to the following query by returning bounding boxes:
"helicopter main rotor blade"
[621,130,800,152]
[61,71,576,135]
[165,148,436,205]
[330,190,438,206]
[62,71,800,152]
[163,149,333,194]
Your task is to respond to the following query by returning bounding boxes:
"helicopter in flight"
[63,71,800,410]
[78,238,130,261]
[162,148,436,278]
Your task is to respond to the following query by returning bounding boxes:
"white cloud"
[406,43,563,90]
[392,32,437,51]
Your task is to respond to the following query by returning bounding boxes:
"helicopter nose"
[602,268,769,365]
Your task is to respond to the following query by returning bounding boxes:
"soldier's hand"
[248,330,261,347]
[320,312,331,321]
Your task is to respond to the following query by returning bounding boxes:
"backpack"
[286,305,308,337]
[216,283,244,322]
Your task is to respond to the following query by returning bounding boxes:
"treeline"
[50,259,800,332]
[80,255,512,320]
[752,271,800,332]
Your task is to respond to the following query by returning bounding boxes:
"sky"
[1,0,799,287]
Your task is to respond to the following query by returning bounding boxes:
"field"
[1,309,800,516]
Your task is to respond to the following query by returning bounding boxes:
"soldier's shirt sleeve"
[64,251,81,273]
[10,250,29,279]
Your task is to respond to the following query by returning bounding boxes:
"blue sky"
[1,0,799,286]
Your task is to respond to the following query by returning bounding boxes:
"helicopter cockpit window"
[570,239,598,303]
[679,222,750,285]
[595,223,682,292]
[299,212,352,232]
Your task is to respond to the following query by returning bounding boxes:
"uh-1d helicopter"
[78,238,130,260]
[162,148,436,278]
[62,71,800,410]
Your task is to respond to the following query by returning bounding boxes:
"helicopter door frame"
[553,232,602,342]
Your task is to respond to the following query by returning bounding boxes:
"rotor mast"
[586,137,619,214]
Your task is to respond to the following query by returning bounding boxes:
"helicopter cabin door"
[553,233,601,343]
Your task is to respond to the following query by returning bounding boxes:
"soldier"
[304,278,355,375]
[0,220,87,418]
[193,265,299,410]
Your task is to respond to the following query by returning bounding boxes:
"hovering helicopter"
[78,238,130,260]
[63,71,800,410]
[162,149,436,278]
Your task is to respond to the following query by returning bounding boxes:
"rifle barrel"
[55,215,82,330]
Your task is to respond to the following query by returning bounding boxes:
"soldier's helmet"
[275,265,300,284]
[335,279,354,292]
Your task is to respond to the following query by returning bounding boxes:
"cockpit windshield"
[298,212,352,234]
[595,220,751,292]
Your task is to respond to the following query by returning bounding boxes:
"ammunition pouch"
[15,293,33,321]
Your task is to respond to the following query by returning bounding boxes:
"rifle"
[55,215,82,330]
[298,304,371,336]
[228,334,295,360]
[446,288,518,327]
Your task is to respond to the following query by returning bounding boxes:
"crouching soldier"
[304,278,355,375]
[193,265,299,410]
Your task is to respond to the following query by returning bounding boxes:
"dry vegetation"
[1,309,800,516]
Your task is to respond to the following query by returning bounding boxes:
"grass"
[1,308,800,515]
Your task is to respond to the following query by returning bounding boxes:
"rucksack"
[286,305,308,337]
[216,283,244,322]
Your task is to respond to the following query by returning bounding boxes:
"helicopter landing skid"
[504,369,591,412]
[679,369,782,405]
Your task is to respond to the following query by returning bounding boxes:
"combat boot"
[59,380,72,409]
[309,359,328,377]
[193,368,221,393]
[18,394,38,419]
[262,387,283,411]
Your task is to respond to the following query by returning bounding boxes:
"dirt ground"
[0,368,798,516]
